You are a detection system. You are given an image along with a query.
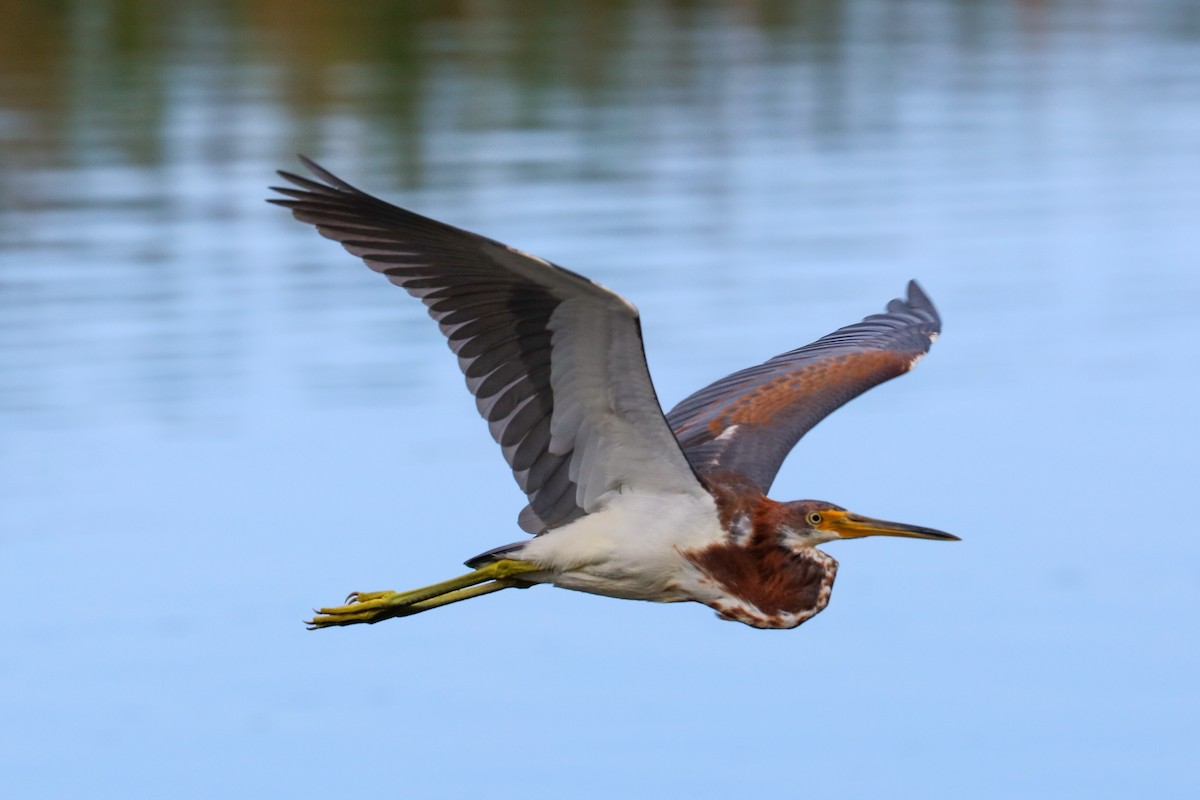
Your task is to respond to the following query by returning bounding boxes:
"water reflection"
[3,1,1198,428]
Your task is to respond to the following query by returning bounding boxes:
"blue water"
[2,2,1198,798]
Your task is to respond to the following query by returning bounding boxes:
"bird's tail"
[463,540,526,569]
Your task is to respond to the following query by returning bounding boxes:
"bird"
[270,157,959,631]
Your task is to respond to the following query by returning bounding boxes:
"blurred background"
[2,1,1198,797]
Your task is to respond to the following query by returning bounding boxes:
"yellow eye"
[807,512,823,526]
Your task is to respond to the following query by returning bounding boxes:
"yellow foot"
[344,590,394,604]
[306,559,542,629]
[307,590,408,628]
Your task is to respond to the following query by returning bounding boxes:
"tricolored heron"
[271,158,958,631]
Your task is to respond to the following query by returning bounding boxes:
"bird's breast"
[680,542,839,629]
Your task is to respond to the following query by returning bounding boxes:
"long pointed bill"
[828,511,960,541]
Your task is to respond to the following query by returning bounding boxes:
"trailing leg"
[306,559,542,628]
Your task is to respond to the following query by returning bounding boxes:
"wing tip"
[268,155,359,199]
[294,154,342,187]
[902,278,941,332]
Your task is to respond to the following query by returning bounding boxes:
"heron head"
[784,500,959,547]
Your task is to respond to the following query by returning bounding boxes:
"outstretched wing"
[665,281,940,494]
[270,158,705,534]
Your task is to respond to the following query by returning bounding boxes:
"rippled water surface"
[2,2,1198,798]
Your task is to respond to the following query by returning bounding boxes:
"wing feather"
[665,281,941,493]
[270,157,704,534]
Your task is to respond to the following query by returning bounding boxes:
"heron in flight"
[271,158,958,631]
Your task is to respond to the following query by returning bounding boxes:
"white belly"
[514,490,726,602]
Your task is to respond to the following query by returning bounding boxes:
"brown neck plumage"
[683,477,838,629]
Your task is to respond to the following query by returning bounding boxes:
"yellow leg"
[306,559,542,629]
